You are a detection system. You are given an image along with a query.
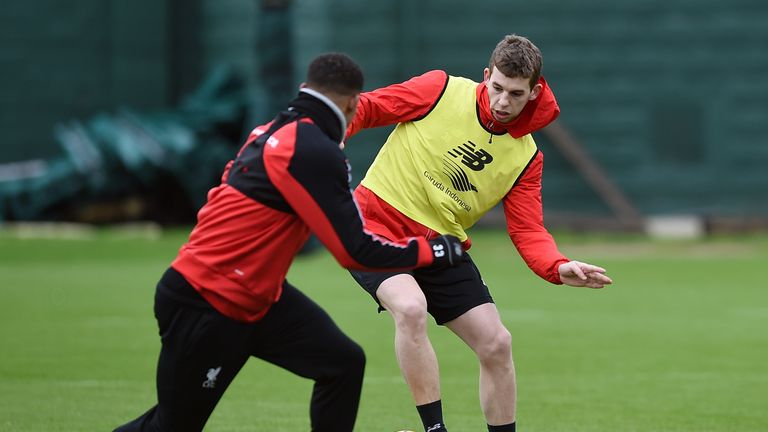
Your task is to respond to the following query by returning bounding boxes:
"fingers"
[582,271,613,289]
[586,271,613,285]
[559,261,612,288]
[572,262,611,284]
[577,262,607,274]
[568,261,588,280]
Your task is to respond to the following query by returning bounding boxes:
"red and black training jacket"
[171,90,433,323]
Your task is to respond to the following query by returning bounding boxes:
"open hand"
[558,261,613,288]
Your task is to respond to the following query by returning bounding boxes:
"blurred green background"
[1,0,767,224]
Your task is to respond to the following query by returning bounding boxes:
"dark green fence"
[2,0,766,221]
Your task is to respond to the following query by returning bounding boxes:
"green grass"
[1,228,767,431]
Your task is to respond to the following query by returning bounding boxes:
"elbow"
[335,254,364,270]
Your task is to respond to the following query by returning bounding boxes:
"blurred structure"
[0,67,247,223]
[1,0,767,231]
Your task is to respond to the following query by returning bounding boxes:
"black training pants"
[114,269,365,432]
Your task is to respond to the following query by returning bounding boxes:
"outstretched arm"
[503,151,569,283]
[346,70,449,138]
[265,120,461,270]
[505,151,612,287]
[504,152,613,288]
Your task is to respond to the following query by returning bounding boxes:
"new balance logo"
[447,140,493,171]
[202,366,222,389]
[427,423,443,432]
[441,140,494,192]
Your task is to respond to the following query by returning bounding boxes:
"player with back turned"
[346,35,613,431]
[113,53,462,432]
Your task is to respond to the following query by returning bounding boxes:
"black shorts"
[349,252,493,325]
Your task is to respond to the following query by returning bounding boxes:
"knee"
[336,339,366,374]
[477,328,513,365]
[316,337,365,385]
[390,300,429,333]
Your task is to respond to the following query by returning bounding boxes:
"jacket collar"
[287,88,346,144]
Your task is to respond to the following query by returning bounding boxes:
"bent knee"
[376,276,427,329]
[320,338,365,381]
[388,300,429,330]
[477,328,513,362]
[339,339,366,371]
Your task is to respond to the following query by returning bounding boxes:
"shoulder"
[400,70,450,90]
[263,118,347,181]
[447,74,477,86]
[419,69,449,82]
[294,119,346,164]
[262,119,338,161]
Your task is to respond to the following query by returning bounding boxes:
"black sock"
[416,400,447,432]
[488,422,515,431]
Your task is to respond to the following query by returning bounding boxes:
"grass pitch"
[0,228,766,431]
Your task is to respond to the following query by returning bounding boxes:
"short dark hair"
[306,53,364,95]
[488,35,543,89]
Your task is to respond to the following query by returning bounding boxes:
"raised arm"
[346,70,449,138]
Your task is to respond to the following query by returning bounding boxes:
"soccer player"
[113,53,463,432]
[346,35,613,431]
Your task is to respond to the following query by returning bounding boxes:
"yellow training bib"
[361,76,539,241]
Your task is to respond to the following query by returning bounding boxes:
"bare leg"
[445,303,515,425]
[377,274,441,405]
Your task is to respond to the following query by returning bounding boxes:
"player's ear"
[528,82,543,101]
[483,67,491,82]
[344,94,359,113]
[343,93,360,123]
[299,82,307,89]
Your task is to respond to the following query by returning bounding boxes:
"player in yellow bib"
[346,35,613,432]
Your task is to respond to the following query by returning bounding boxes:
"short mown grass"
[0,228,766,431]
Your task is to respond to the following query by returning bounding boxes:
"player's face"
[484,67,541,123]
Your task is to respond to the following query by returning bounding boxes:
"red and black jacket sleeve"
[228,112,434,270]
